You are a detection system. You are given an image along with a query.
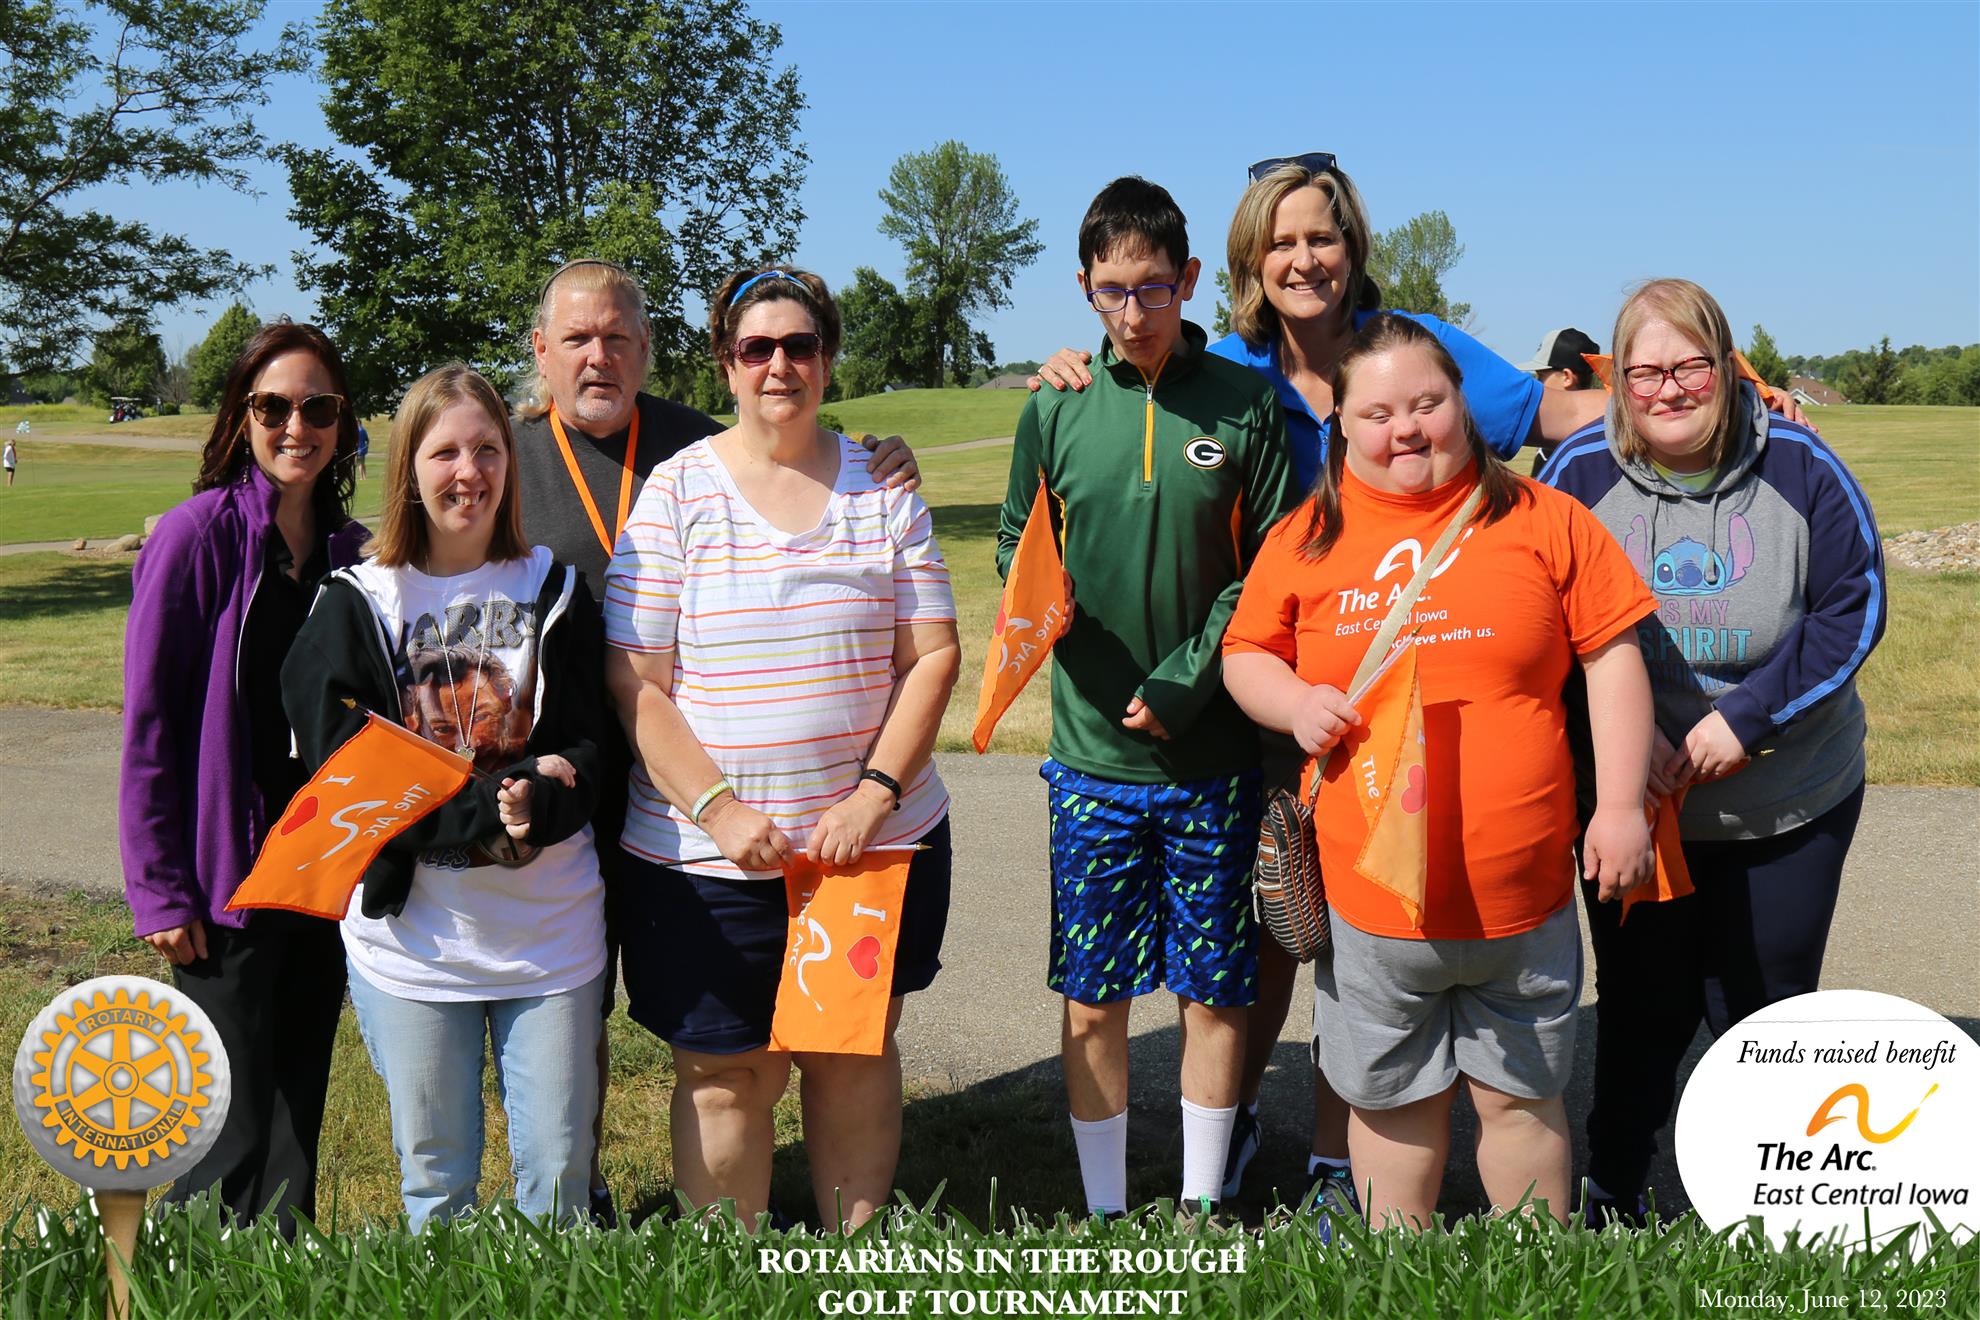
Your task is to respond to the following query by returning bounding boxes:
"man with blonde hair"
[511,257,919,1223]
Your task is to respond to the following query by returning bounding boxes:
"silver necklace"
[434,585,491,761]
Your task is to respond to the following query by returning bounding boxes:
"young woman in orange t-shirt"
[1224,315,1660,1230]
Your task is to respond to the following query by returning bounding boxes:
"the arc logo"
[1183,436,1226,469]
[1373,528,1474,584]
[1806,1082,1938,1143]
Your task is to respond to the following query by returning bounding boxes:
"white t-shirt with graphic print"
[338,546,605,1002]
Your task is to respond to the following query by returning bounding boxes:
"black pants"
[1581,780,1865,1199]
[163,909,346,1234]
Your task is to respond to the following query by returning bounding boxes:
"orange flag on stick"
[1619,790,1696,924]
[226,712,473,919]
[1349,642,1430,928]
[972,477,1069,753]
[768,852,914,1056]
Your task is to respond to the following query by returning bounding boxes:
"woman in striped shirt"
[603,267,961,1230]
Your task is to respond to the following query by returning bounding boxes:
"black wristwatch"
[859,767,903,810]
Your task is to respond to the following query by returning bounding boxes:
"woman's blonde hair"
[1608,278,1741,469]
[367,365,528,568]
[1226,163,1381,349]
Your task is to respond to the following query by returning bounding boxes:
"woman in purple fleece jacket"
[119,321,368,1233]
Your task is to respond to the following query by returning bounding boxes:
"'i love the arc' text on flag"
[768,852,914,1056]
[972,476,1069,753]
[226,712,472,919]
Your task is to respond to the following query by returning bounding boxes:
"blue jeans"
[346,965,604,1230]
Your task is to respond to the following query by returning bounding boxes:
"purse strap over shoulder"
[1346,482,1484,698]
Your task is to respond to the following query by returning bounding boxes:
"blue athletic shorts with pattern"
[1042,759,1262,1007]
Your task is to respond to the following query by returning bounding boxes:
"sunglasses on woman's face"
[732,333,822,366]
[247,391,345,429]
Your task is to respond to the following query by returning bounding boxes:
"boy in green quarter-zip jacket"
[996,176,1297,1220]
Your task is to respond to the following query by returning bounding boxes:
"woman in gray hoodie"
[1542,278,1887,1225]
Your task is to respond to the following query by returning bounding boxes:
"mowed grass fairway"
[823,385,1027,447]
[0,413,397,545]
[0,404,218,440]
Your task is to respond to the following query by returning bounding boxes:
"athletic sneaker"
[1220,1106,1261,1200]
[1302,1164,1362,1245]
[1176,1197,1235,1234]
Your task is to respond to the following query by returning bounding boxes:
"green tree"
[1842,337,1902,404]
[1898,344,1980,406]
[188,302,260,407]
[84,320,166,405]
[284,0,808,412]
[877,141,1043,387]
[1367,211,1471,327]
[0,0,305,374]
[1745,324,1789,388]
[1212,269,1232,338]
[15,370,79,402]
[831,267,922,401]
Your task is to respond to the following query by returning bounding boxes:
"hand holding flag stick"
[1616,791,1696,923]
[1348,626,1422,707]
[1611,753,1755,922]
[227,709,473,920]
[496,753,576,839]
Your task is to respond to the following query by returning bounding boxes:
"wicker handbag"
[1249,484,1485,964]
[1254,770,1329,961]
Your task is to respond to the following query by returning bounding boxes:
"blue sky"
[118,0,1979,369]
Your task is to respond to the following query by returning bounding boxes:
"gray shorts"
[1312,901,1581,1109]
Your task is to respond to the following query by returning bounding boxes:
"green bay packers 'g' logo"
[1183,436,1227,469]
[13,976,232,1190]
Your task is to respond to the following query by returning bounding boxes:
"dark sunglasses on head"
[733,333,822,366]
[247,391,345,429]
[1247,151,1339,183]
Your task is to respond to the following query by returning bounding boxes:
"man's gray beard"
[565,390,635,434]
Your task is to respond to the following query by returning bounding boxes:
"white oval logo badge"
[1183,436,1226,469]
[1673,988,1977,1250]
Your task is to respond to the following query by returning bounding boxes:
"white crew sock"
[1308,1153,1350,1177]
[1180,1098,1238,1206]
[1070,1110,1129,1214]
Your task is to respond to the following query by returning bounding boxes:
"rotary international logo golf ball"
[12,975,231,1190]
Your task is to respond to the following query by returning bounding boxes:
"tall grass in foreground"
[1,1195,1972,1320]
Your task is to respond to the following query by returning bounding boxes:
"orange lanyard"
[547,403,639,558]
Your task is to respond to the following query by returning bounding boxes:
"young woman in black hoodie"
[282,364,609,1229]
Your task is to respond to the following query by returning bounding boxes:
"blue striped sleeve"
[1714,421,1887,745]
[1537,420,1610,489]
